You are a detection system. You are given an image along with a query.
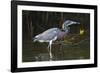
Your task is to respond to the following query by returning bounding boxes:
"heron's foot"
[49,54,53,61]
[49,57,53,61]
[50,59,52,61]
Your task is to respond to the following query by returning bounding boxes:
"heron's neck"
[62,22,71,32]
[63,26,69,33]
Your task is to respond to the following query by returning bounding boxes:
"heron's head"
[62,20,80,31]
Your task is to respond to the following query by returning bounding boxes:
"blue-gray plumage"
[33,20,80,60]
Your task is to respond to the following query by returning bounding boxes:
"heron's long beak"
[73,21,80,25]
[67,21,80,27]
[76,22,80,24]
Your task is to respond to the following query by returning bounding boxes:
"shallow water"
[22,36,90,62]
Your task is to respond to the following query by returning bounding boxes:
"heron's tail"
[32,37,37,42]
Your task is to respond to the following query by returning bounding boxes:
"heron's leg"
[47,43,50,49]
[49,40,53,60]
[47,43,50,53]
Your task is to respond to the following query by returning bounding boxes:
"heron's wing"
[42,28,59,34]
[40,28,60,40]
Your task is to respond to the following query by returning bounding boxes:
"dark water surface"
[22,36,90,62]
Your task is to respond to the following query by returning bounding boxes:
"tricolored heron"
[33,20,80,60]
